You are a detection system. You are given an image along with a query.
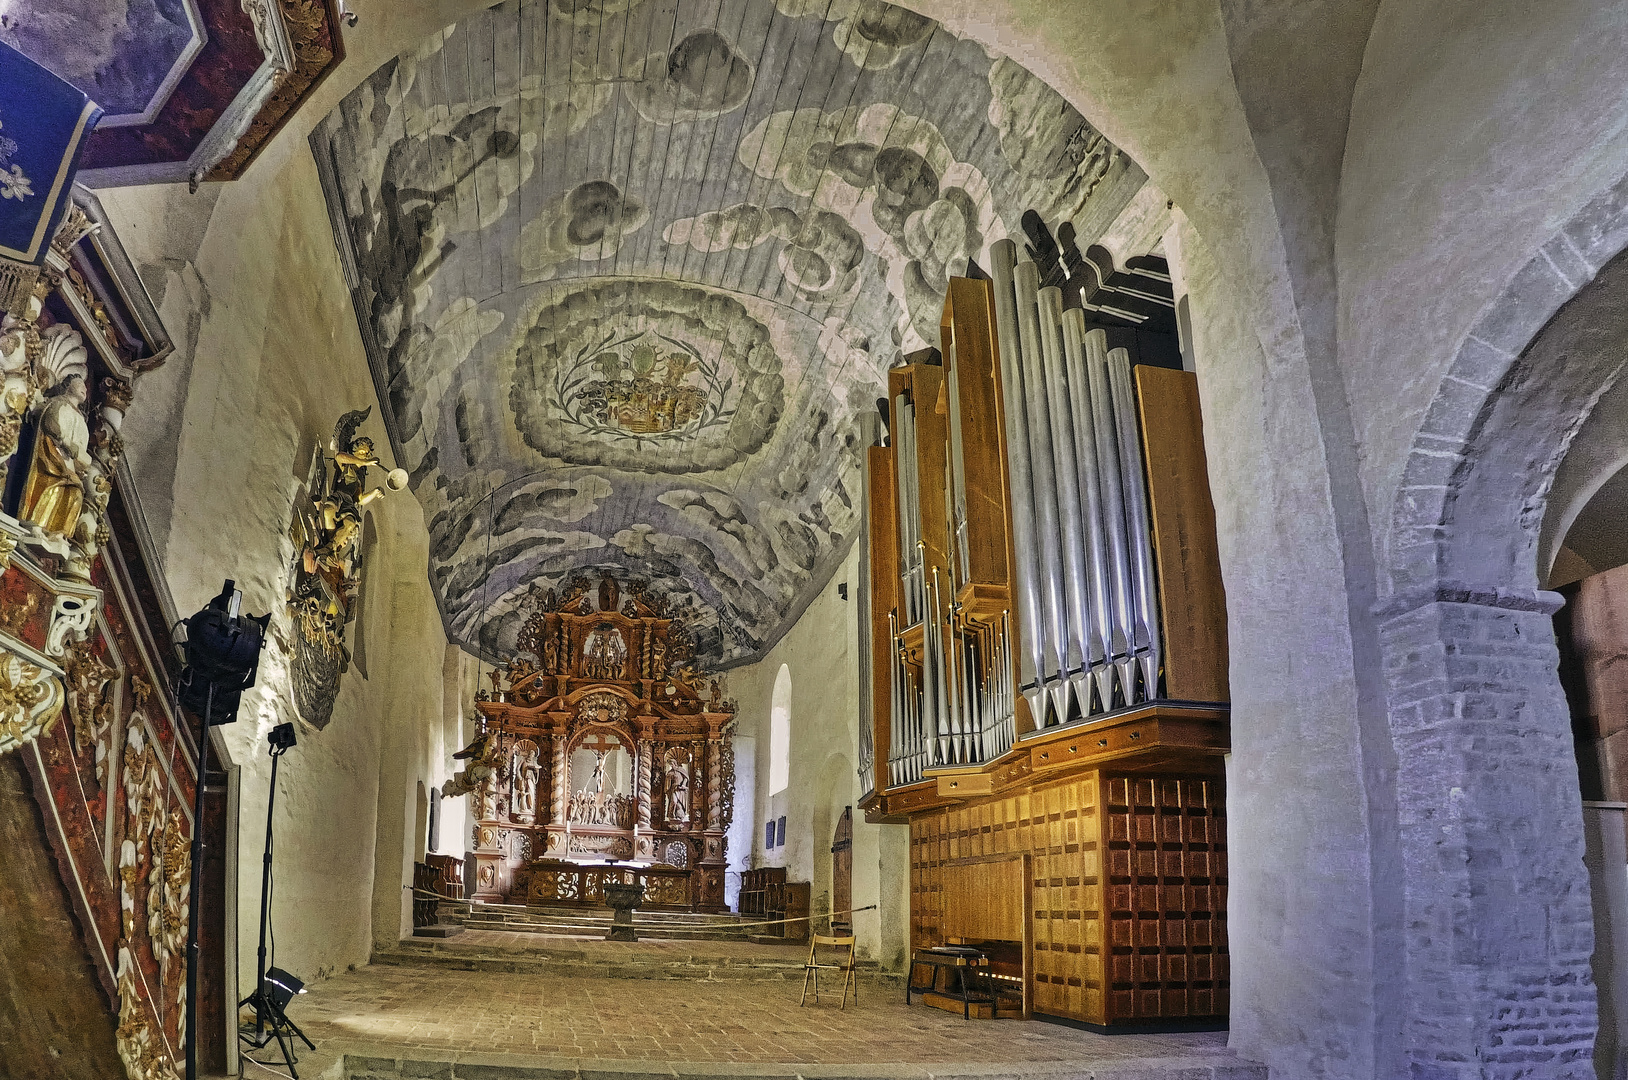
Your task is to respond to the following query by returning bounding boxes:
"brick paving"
[293,960,1238,1068]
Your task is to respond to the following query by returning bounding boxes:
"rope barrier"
[409,886,878,932]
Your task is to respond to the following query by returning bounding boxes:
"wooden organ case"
[859,228,1230,1030]
[469,575,736,912]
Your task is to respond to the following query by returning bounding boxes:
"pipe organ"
[861,223,1231,1030]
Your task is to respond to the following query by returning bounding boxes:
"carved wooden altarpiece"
[467,574,736,912]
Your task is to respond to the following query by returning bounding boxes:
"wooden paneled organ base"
[462,575,736,912]
[860,227,1230,1030]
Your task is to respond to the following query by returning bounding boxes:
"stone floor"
[262,952,1267,1080]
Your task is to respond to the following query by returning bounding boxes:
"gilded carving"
[19,344,92,540]
[206,0,338,181]
[287,408,407,728]
[115,717,186,1078]
[122,725,166,862]
[115,946,177,1080]
[65,638,117,786]
[47,590,98,657]
[146,809,190,1000]
[0,590,35,634]
[49,201,98,258]
[0,300,130,583]
[0,651,63,755]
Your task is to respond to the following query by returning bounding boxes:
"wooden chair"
[799,934,858,1008]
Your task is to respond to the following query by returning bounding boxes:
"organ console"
[859,221,1230,1030]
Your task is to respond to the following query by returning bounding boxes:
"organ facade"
[859,221,1231,1030]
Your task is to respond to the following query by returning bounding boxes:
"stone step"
[459,917,758,940]
[372,946,901,987]
[340,1051,1267,1080]
[455,903,770,942]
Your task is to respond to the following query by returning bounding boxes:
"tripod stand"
[237,724,313,1077]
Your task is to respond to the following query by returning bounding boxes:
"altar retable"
[456,574,737,912]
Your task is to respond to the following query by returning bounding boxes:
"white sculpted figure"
[513,742,540,821]
[665,757,689,823]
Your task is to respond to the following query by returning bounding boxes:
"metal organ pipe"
[1108,346,1162,701]
[1083,328,1138,705]
[989,240,1045,721]
[1014,261,1071,725]
[946,344,972,588]
[1062,314,1117,714]
[1036,285,1094,721]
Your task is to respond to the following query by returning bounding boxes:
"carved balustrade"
[512,860,694,910]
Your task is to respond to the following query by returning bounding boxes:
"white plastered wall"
[726,544,909,968]
[100,159,461,987]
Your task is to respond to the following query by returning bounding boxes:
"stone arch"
[1379,170,1628,1076]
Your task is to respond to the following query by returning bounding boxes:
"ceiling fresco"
[311,0,1148,668]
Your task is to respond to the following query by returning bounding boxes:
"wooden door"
[831,806,853,932]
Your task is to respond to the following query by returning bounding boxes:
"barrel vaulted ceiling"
[312,0,1148,668]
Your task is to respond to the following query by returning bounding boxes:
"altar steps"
[373,928,901,986]
[452,901,775,942]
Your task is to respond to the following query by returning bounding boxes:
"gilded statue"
[287,407,408,728]
[20,372,91,537]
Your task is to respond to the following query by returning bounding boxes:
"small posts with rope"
[800,934,858,1009]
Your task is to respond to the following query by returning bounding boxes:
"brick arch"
[1378,172,1628,1077]
[1390,175,1628,598]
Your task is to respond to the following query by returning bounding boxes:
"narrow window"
[769,663,791,795]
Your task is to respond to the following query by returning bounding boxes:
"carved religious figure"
[20,373,91,538]
[542,627,559,673]
[0,313,32,471]
[511,740,541,824]
[581,622,627,680]
[665,754,690,824]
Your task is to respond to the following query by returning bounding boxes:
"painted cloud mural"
[312,0,1146,668]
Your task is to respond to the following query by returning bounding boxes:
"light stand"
[238,722,313,1077]
[178,580,269,1080]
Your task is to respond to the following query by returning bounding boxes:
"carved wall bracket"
[0,648,65,756]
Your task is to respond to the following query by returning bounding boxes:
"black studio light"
[263,967,307,1011]
[177,579,270,725]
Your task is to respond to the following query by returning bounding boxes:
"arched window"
[769,663,791,795]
